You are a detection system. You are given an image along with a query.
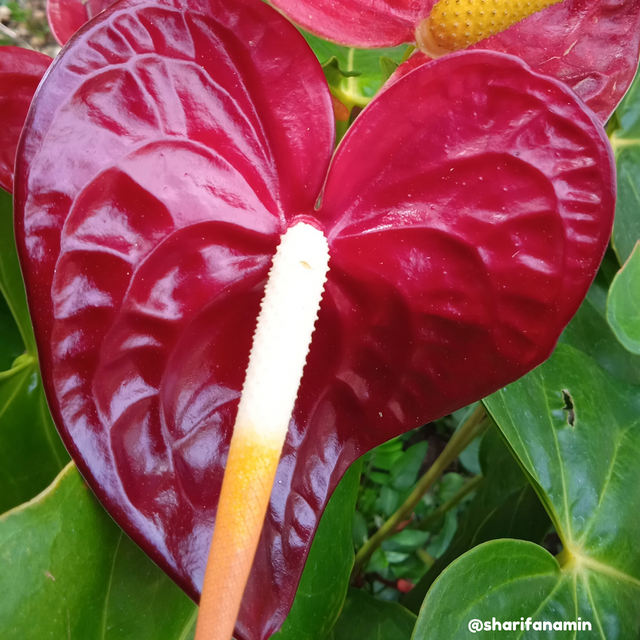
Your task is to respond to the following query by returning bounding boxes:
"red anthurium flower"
[0,47,51,194]
[14,0,614,638]
[269,0,640,123]
[47,0,112,45]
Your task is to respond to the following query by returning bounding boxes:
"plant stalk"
[0,23,35,49]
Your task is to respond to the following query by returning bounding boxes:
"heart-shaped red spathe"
[0,47,51,194]
[15,0,614,638]
[270,0,640,123]
[47,0,113,45]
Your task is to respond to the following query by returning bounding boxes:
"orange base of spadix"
[195,430,282,640]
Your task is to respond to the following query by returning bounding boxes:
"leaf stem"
[416,548,435,568]
[555,545,575,570]
[0,354,34,380]
[0,23,35,50]
[351,404,488,580]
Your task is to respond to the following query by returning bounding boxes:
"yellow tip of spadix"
[416,0,564,58]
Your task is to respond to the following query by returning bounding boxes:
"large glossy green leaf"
[606,243,640,355]
[413,539,631,638]
[487,344,640,557]
[0,458,361,640]
[402,428,550,613]
[327,588,416,640]
[610,71,640,265]
[0,188,69,514]
[415,345,640,639]
[300,32,407,107]
[274,459,362,640]
[0,462,198,640]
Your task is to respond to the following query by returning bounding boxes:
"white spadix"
[195,221,331,640]
[235,221,331,441]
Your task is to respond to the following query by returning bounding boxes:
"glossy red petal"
[273,0,640,122]
[15,0,333,638]
[316,51,615,444]
[0,47,51,194]
[476,0,640,122]
[402,0,640,122]
[270,0,424,47]
[47,0,113,46]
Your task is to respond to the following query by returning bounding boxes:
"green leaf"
[425,510,458,559]
[436,472,466,503]
[0,191,24,372]
[0,453,361,640]
[402,428,549,613]
[382,529,430,554]
[0,357,70,513]
[367,546,390,574]
[615,69,640,137]
[466,344,640,637]
[389,441,428,491]
[0,188,36,354]
[588,246,622,309]
[377,484,401,517]
[0,462,198,640]
[300,31,407,107]
[353,509,368,548]
[274,459,362,640]
[379,56,399,84]
[368,437,404,475]
[0,188,69,513]
[606,242,640,355]
[610,71,640,264]
[413,539,628,639]
[560,281,640,386]
[486,344,640,575]
[0,292,24,371]
[326,588,416,640]
[415,345,640,636]
[457,436,481,475]
[612,147,640,265]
